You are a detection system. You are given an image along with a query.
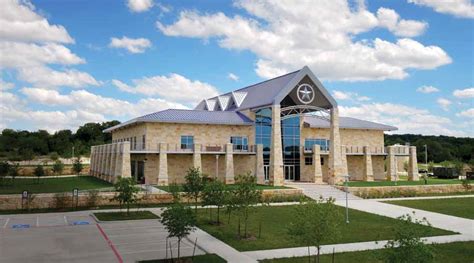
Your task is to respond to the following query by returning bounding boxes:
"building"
[89,66,418,186]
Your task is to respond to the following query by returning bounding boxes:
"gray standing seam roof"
[103,109,253,132]
[303,116,397,131]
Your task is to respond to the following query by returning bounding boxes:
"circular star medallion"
[297,84,315,104]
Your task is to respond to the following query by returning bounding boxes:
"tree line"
[0,121,120,161]
[385,134,473,164]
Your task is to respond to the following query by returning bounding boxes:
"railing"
[128,143,256,154]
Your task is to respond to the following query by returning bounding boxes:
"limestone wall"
[301,127,384,148]
[339,184,471,199]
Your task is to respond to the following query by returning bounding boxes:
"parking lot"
[0,211,204,263]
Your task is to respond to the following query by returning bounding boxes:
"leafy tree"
[160,202,196,261]
[183,167,205,214]
[202,179,226,224]
[72,158,83,175]
[49,152,59,161]
[427,161,434,173]
[112,177,139,215]
[234,173,262,238]
[288,197,341,263]
[0,161,10,186]
[378,213,434,263]
[9,163,19,184]
[52,160,64,175]
[34,165,45,183]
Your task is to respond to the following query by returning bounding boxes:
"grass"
[140,254,226,263]
[195,205,454,251]
[0,176,112,194]
[384,197,474,219]
[261,241,474,263]
[157,184,289,192]
[94,211,159,221]
[344,177,466,187]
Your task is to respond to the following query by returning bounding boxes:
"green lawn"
[196,205,454,251]
[262,241,474,263]
[140,254,226,263]
[344,177,466,187]
[385,197,474,219]
[0,176,112,195]
[157,184,289,192]
[94,211,159,221]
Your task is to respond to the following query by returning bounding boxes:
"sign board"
[22,190,28,199]
[73,188,79,197]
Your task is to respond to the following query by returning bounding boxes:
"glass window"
[142,135,146,150]
[231,136,248,151]
[305,157,312,165]
[305,138,330,151]
[180,136,194,149]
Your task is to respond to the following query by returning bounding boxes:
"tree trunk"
[217,206,220,224]
[316,246,320,263]
[178,238,181,261]
[127,202,130,216]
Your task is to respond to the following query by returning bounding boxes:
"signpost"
[21,190,28,210]
[344,175,349,224]
[73,188,79,209]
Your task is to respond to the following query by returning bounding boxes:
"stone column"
[158,143,168,186]
[99,145,106,178]
[119,142,132,182]
[313,144,323,183]
[269,105,284,186]
[341,146,348,177]
[386,146,397,181]
[114,143,123,177]
[363,146,374,181]
[255,144,265,184]
[89,146,95,176]
[193,143,202,170]
[110,144,117,178]
[328,107,344,184]
[92,146,98,176]
[224,143,235,184]
[408,146,419,181]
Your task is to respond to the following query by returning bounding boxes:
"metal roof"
[103,109,253,132]
[303,116,397,131]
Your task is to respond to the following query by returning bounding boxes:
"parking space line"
[97,224,123,263]
[3,218,9,228]
[36,216,39,227]
[64,216,68,225]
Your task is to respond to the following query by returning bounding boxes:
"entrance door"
[264,165,269,181]
[284,165,295,181]
[137,161,145,184]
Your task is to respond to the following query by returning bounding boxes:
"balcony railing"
[128,143,256,154]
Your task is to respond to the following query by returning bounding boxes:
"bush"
[54,192,71,210]
[86,190,100,208]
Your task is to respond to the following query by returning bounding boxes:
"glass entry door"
[284,165,295,181]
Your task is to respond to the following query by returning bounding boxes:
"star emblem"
[297,84,314,104]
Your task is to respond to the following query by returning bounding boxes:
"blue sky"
[0,0,473,136]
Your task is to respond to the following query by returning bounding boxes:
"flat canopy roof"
[303,116,397,131]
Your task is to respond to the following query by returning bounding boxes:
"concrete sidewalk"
[372,194,474,201]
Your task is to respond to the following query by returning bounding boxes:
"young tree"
[112,177,139,215]
[234,173,262,238]
[378,213,434,263]
[52,160,64,176]
[287,197,341,263]
[202,179,226,224]
[34,164,45,183]
[72,158,83,175]
[9,163,19,184]
[160,202,196,261]
[0,161,10,186]
[183,167,205,214]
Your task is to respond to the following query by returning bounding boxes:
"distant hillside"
[385,134,473,163]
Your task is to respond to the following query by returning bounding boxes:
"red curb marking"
[97,224,123,263]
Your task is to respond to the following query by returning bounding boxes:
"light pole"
[424,144,428,169]
[215,155,219,179]
[72,146,75,160]
[344,174,350,224]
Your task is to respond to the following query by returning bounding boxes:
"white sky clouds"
[109,36,152,54]
[408,0,474,19]
[457,108,474,118]
[437,98,452,111]
[228,73,239,81]
[332,90,370,102]
[453,87,474,98]
[158,0,451,81]
[112,73,219,105]
[127,0,154,12]
[416,85,440,93]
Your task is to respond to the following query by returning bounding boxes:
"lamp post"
[344,174,350,224]
[72,146,75,161]
[424,144,428,169]
[215,155,219,179]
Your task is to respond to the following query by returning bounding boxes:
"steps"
[286,182,361,201]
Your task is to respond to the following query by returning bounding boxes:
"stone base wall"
[0,188,303,211]
[14,165,90,177]
[337,184,472,199]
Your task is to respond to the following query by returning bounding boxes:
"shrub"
[202,179,226,224]
[54,192,71,210]
[52,160,64,175]
[112,177,139,215]
[233,173,262,238]
[73,158,83,175]
[183,167,205,214]
[86,190,100,208]
[34,165,45,183]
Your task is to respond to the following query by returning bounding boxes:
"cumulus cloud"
[157,0,451,81]
[408,0,474,19]
[416,85,440,93]
[127,0,154,12]
[457,108,474,118]
[453,87,474,98]
[109,36,152,54]
[332,90,370,101]
[437,98,452,111]
[0,0,99,89]
[376,7,428,37]
[339,102,469,136]
[112,73,219,105]
[0,78,14,91]
[228,73,239,81]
